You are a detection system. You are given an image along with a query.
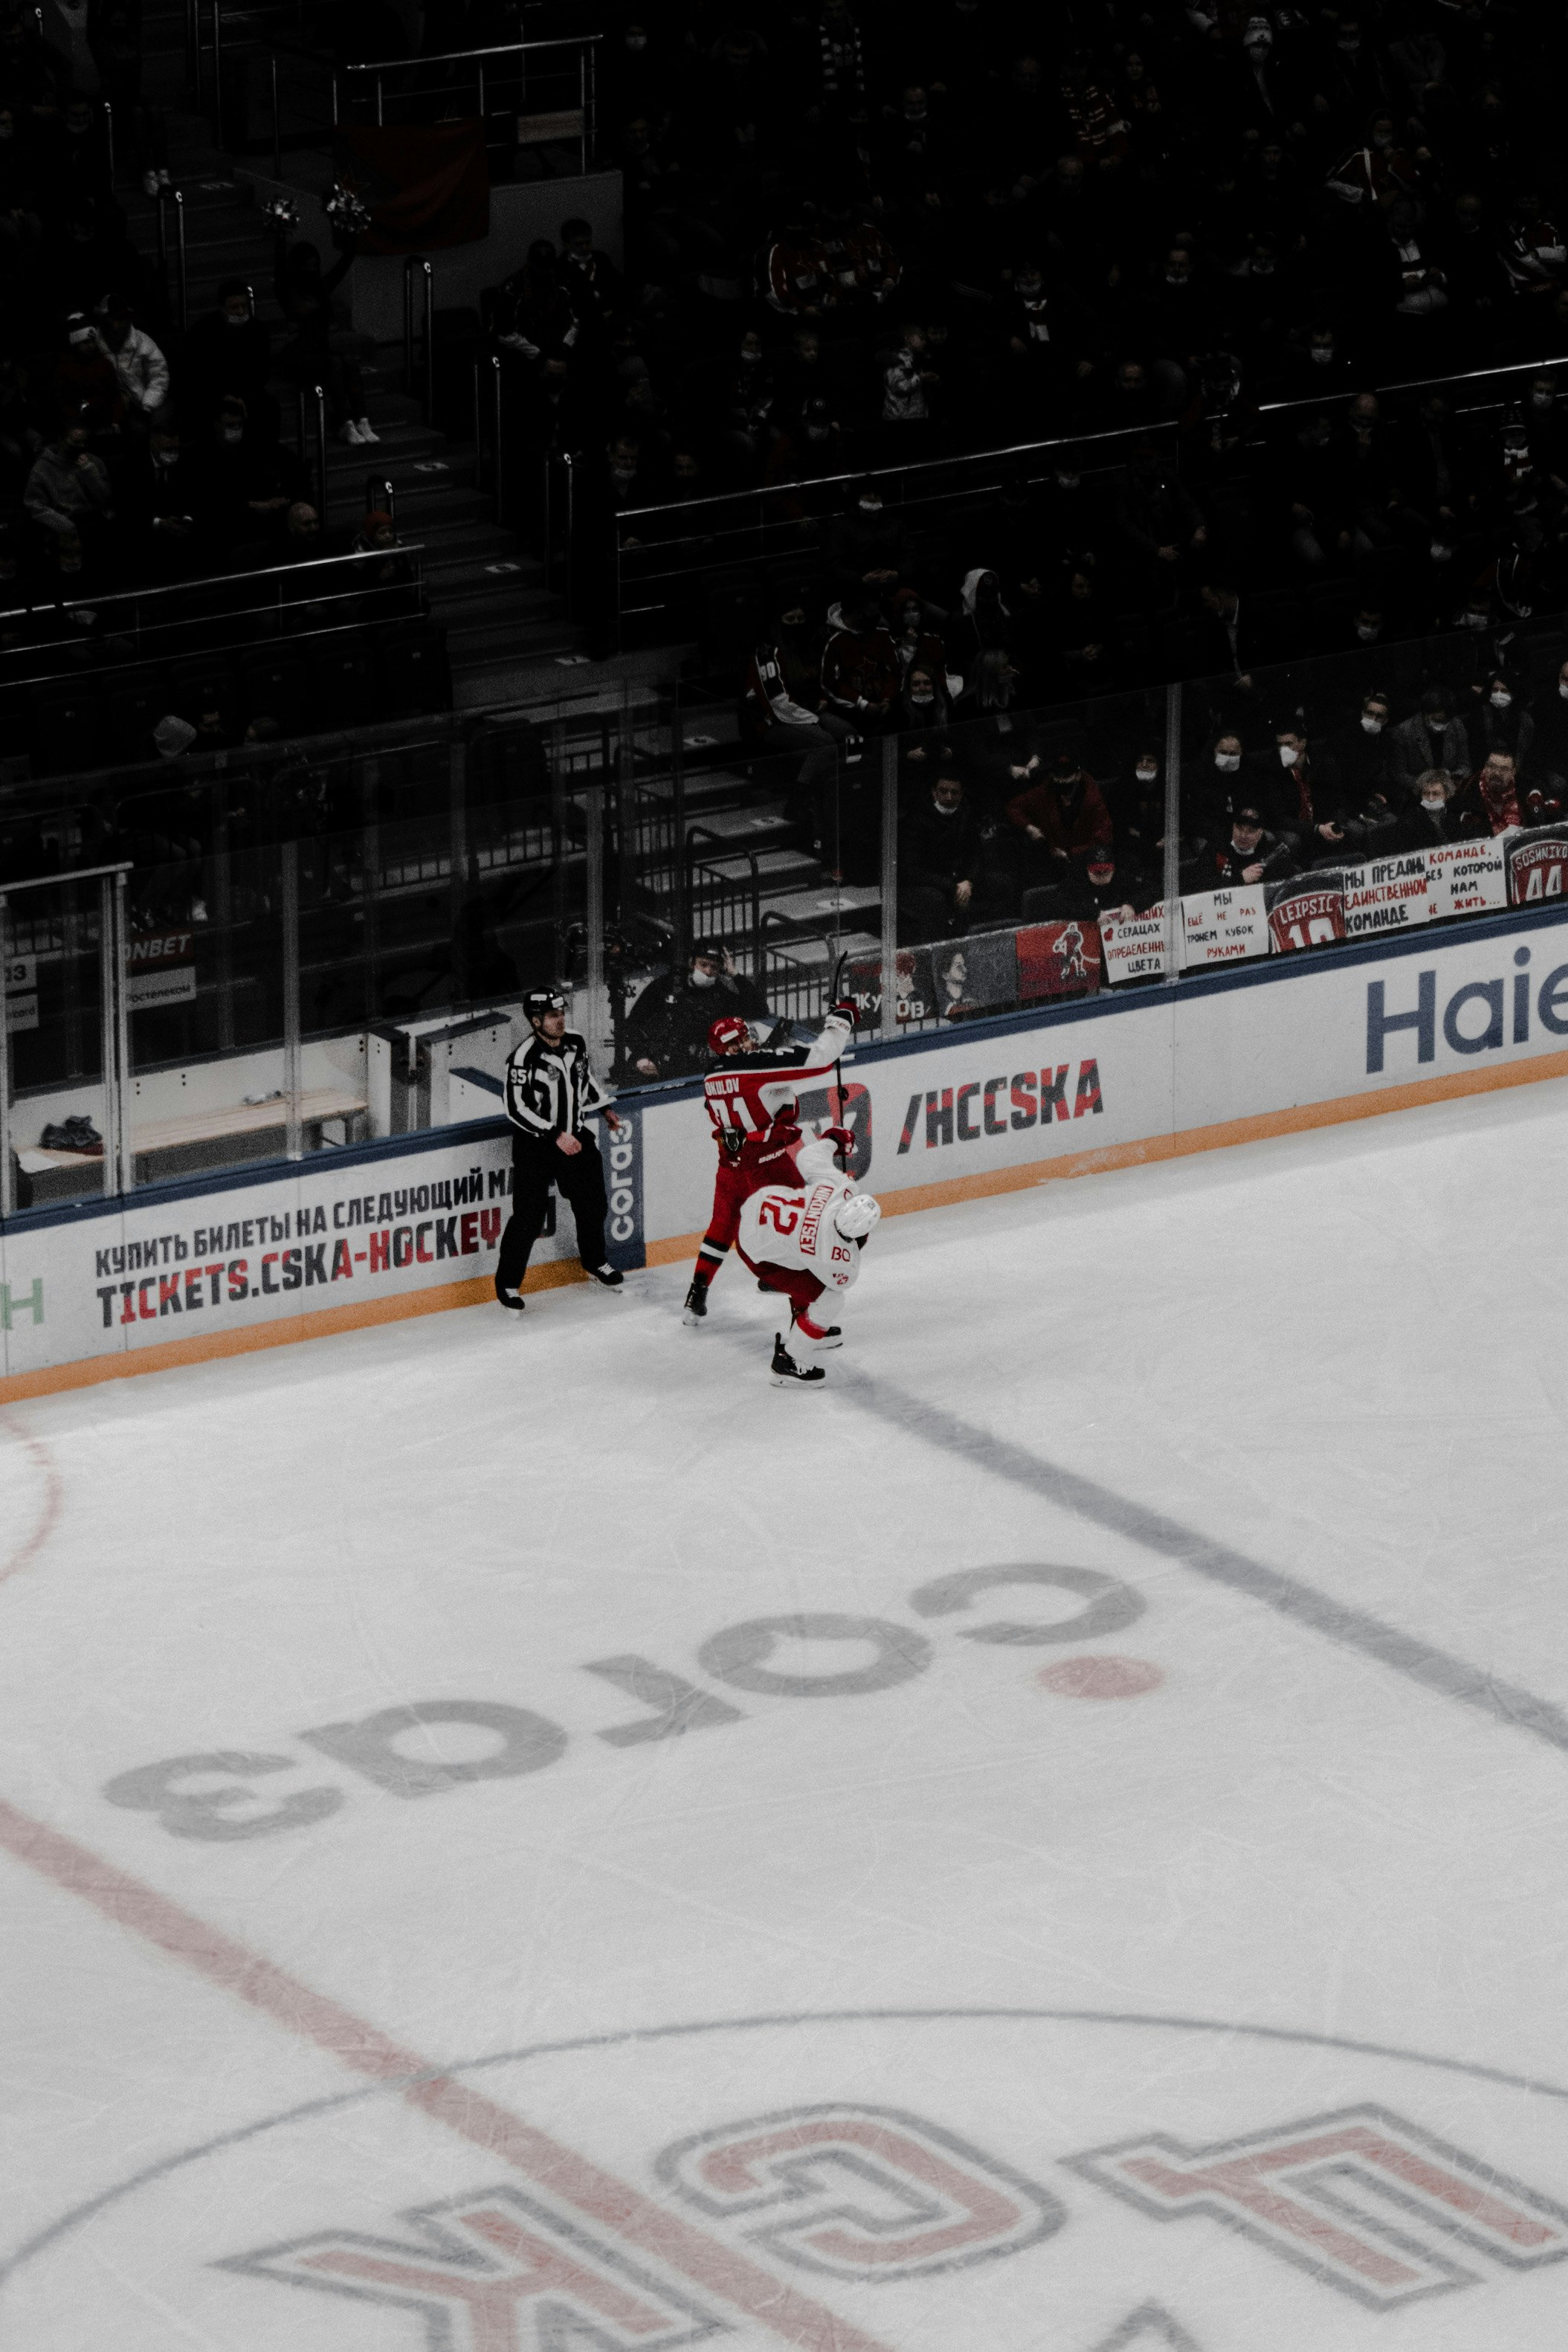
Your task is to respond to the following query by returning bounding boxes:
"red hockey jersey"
[702,1011,853,1158]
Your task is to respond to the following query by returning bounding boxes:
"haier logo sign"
[1367,946,1568,1073]
[604,1107,644,1269]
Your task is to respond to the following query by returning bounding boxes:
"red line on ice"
[0,1416,62,1588]
[0,1796,892,2352]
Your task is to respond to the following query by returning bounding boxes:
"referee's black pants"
[495,1132,607,1296]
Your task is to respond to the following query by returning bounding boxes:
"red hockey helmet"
[708,1014,750,1056]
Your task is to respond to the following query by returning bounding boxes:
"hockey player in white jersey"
[735,1131,882,1386]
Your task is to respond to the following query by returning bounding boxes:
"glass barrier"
[613,735,860,1086]
[1,866,129,1216]
[7,620,1568,1220]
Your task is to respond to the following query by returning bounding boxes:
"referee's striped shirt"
[503,1029,614,1139]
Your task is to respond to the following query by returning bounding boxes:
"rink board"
[4,900,1568,1394]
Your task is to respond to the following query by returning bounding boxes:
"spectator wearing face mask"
[1521,373,1568,477]
[94,296,169,431]
[623,943,772,1083]
[1390,689,1471,789]
[1393,768,1463,851]
[1269,322,1358,402]
[1326,113,1425,213]
[877,322,938,446]
[558,216,624,334]
[824,483,911,603]
[898,661,951,736]
[741,593,854,802]
[1198,583,1265,688]
[887,587,949,681]
[900,770,983,938]
[764,396,849,494]
[1271,409,1352,573]
[180,280,272,429]
[123,422,200,578]
[1115,447,1207,611]
[821,601,900,730]
[1201,730,1248,829]
[1474,671,1533,767]
[1101,747,1164,861]
[1337,692,1396,797]
[53,311,123,441]
[1436,191,1508,329]
[188,395,301,563]
[1051,564,1116,695]
[950,566,1011,683]
[1269,721,1348,857]
[1005,744,1112,866]
[24,415,114,576]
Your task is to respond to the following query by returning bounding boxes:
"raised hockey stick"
[828,949,850,1169]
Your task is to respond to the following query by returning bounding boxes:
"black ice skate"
[683,1280,708,1326]
[587,1263,624,1289]
[496,1286,526,1312]
[771,1332,825,1387]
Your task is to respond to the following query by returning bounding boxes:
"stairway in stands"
[123,9,582,701]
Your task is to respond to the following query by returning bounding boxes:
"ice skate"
[770,1331,825,1387]
[683,1279,709,1326]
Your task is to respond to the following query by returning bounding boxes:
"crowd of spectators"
[0,15,393,614]
[492,4,1568,663]
[885,630,1568,946]
[620,619,1568,1080]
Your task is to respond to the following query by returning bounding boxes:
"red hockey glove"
[822,1124,854,1159]
[830,998,859,1028]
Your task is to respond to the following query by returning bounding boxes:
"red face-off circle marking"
[1035,1657,1164,1700]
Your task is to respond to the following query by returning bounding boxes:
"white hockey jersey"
[736,1136,869,1295]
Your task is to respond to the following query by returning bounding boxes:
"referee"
[495,989,625,1310]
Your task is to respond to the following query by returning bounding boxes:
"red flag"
[334,122,490,254]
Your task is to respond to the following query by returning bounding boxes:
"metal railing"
[0,547,429,697]
[611,419,1181,648]
[155,184,190,329]
[404,257,433,422]
[294,380,328,514]
[261,28,599,175]
[337,33,599,174]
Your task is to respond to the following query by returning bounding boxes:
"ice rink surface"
[6,1079,1568,2351]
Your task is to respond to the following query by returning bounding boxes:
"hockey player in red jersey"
[682,998,857,1326]
[736,1130,883,1385]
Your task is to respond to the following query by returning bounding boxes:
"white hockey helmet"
[833,1192,881,1240]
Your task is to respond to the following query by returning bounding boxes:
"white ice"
[5,1079,1568,2352]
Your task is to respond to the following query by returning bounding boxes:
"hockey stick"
[828,948,851,1170]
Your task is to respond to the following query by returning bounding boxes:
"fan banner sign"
[845,924,1100,1028]
[1184,885,1268,967]
[1343,854,1431,936]
[333,123,490,254]
[1426,838,1508,918]
[1098,904,1167,985]
[1268,874,1346,954]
